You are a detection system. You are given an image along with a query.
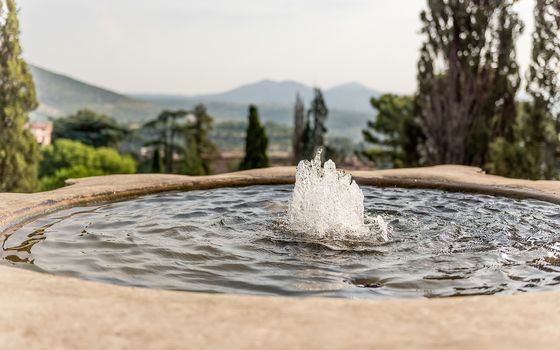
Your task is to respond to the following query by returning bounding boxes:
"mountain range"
[29,64,379,139]
[135,79,380,113]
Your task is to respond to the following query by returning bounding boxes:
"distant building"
[27,121,53,146]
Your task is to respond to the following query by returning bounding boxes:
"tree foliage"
[488,0,560,179]
[143,105,219,175]
[39,139,136,190]
[302,118,314,161]
[417,0,523,165]
[528,0,560,120]
[0,0,40,192]
[292,93,306,164]
[289,88,331,162]
[183,104,219,175]
[240,105,270,170]
[151,146,163,173]
[306,88,329,159]
[52,109,129,148]
[362,94,426,168]
[143,109,188,173]
[182,136,205,175]
[487,102,557,179]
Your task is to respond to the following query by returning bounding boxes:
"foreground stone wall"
[1,165,560,349]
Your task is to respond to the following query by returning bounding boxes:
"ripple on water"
[2,185,560,299]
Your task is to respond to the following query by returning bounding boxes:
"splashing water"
[287,148,388,242]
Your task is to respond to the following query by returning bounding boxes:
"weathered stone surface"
[1,165,560,349]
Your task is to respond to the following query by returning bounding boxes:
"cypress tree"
[0,0,40,192]
[471,4,524,165]
[308,88,328,156]
[301,119,314,161]
[528,0,560,118]
[488,0,560,179]
[240,105,269,170]
[417,0,523,165]
[300,88,329,160]
[490,0,560,179]
[292,93,306,165]
[151,146,163,173]
[528,0,560,178]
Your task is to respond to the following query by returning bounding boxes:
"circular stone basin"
[2,185,560,299]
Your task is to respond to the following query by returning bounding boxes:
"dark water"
[2,185,560,299]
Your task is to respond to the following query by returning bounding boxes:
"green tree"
[182,136,205,176]
[144,110,187,173]
[527,0,560,178]
[184,104,219,175]
[361,94,425,168]
[39,139,136,190]
[488,0,560,179]
[0,0,40,192]
[292,93,306,164]
[528,0,560,123]
[305,88,328,159]
[470,3,524,166]
[417,0,523,165]
[151,146,163,173]
[487,102,557,179]
[301,119,314,161]
[52,109,129,148]
[240,105,269,170]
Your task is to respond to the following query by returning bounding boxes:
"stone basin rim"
[2,164,560,349]
[2,164,560,237]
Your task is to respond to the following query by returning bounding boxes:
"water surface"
[3,185,560,298]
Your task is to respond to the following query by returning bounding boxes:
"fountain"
[2,154,560,348]
[1,151,560,299]
[287,148,388,242]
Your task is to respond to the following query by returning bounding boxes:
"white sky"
[17,0,535,95]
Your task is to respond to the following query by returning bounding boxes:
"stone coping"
[1,165,560,349]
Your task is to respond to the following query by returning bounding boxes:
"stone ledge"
[1,165,560,349]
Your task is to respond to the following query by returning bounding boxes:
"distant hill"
[194,79,314,107]
[29,65,159,122]
[324,82,380,113]
[134,79,380,113]
[29,65,378,138]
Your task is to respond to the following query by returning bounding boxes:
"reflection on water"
[2,185,560,299]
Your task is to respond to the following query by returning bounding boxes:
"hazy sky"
[18,0,535,95]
